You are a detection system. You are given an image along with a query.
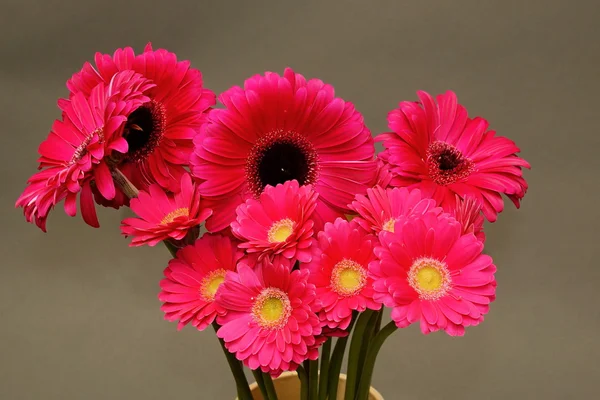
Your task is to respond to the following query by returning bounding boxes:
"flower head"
[452,195,485,242]
[215,260,321,376]
[375,159,393,189]
[16,71,153,231]
[350,186,440,234]
[159,234,243,331]
[191,67,377,232]
[68,43,216,203]
[305,218,380,330]
[377,90,530,221]
[231,180,318,264]
[370,210,496,336]
[120,174,212,246]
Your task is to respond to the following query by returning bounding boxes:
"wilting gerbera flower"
[158,234,243,331]
[377,90,530,221]
[230,180,318,264]
[370,210,496,336]
[16,71,153,231]
[67,43,216,202]
[191,67,377,232]
[452,195,485,242]
[215,260,322,376]
[304,218,380,330]
[350,186,439,234]
[120,174,212,246]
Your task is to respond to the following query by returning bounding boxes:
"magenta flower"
[120,174,212,247]
[350,186,440,234]
[377,90,530,221]
[191,67,377,232]
[230,180,318,264]
[370,210,496,336]
[159,234,243,331]
[304,218,380,330]
[68,43,216,202]
[16,71,153,230]
[451,195,486,243]
[215,260,321,376]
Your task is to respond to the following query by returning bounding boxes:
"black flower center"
[246,131,319,196]
[437,150,462,171]
[427,141,475,185]
[258,142,310,187]
[123,101,166,162]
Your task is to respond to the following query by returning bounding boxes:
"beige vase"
[237,371,383,400]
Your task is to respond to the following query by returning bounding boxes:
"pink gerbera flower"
[452,195,485,242]
[370,210,497,336]
[120,174,212,247]
[377,90,530,221]
[191,67,377,232]
[375,159,393,189]
[158,234,243,331]
[350,186,439,234]
[215,260,321,376]
[68,43,216,202]
[16,71,153,231]
[304,218,380,330]
[230,180,318,264]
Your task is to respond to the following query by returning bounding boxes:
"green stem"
[252,369,268,400]
[212,322,253,400]
[355,321,398,400]
[373,308,383,334]
[318,339,332,400]
[304,361,311,397]
[344,310,374,400]
[328,314,358,400]
[327,337,347,400]
[262,372,279,400]
[356,310,381,380]
[163,240,180,257]
[309,358,319,399]
[297,365,309,400]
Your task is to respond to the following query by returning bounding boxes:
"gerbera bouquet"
[16,44,529,400]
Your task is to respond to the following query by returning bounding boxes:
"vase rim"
[242,371,384,400]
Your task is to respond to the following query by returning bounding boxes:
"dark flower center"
[123,101,166,162]
[438,151,461,171]
[259,142,308,185]
[427,141,474,185]
[246,131,319,196]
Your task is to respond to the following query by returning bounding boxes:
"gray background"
[1,0,598,399]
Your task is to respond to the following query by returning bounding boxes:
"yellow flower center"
[252,287,292,329]
[331,259,367,297]
[267,218,295,243]
[382,218,396,232]
[407,257,451,300]
[261,298,284,321]
[161,207,189,225]
[199,269,228,301]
